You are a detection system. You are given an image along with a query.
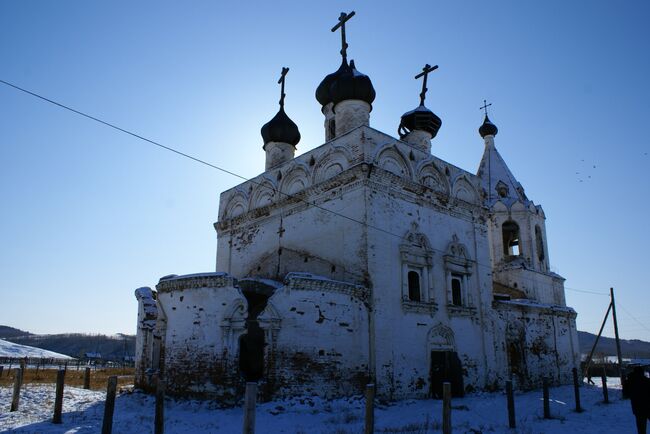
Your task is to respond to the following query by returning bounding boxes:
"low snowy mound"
[0,338,73,359]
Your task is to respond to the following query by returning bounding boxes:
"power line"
[0,77,638,314]
[565,287,609,296]
[618,303,650,335]
[0,78,408,243]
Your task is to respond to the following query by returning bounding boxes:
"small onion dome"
[478,114,498,138]
[329,60,376,107]
[399,104,442,139]
[315,60,348,106]
[261,107,301,147]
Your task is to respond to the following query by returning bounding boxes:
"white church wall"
[494,302,579,389]
[154,273,247,399]
[260,274,370,398]
[363,164,499,398]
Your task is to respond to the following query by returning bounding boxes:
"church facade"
[134,14,580,402]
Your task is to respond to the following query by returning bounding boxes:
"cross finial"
[278,67,289,108]
[480,99,492,116]
[414,64,438,106]
[331,11,356,63]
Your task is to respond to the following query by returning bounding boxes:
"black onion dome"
[261,108,301,147]
[399,104,442,138]
[479,114,498,138]
[329,60,376,107]
[315,60,348,106]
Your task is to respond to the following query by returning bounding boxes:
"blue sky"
[1,1,648,341]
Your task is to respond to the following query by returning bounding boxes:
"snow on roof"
[158,272,229,282]
[0,339,73,359]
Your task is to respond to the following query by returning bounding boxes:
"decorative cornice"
[284,272,369,305]
[156,273,237,293]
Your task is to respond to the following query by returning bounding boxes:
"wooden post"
[610,287,624,384]
[53,369,65,424]
[506,380,516,428]
[242,382,257,434]
[0,366,3,378]
[20,359,26,371]
[442,382,451,434]
[101,376,118,434]
[364,384,375,434]
[572,368,582,412]
[155,377,165,434]
[543,377,550,419]
[582,302,612,378]
[10,368,23,412]
[601,368,609,404]
[84,367,91,389]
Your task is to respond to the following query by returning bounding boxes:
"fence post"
[0,366,3,378]
[572,367,583,412]
[10,368,24,412]
[101,376,118,434]
[242,382,257,434]
[542,377,550,419]
[84,367,91,390]
[364,383,375,434]
[155,376,165,434]
[506,380,516,428]
[52,369,66,424]
[601,368,609,404]
[442,382,451,434]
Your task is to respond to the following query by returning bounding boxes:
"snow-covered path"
[0,380,637,433]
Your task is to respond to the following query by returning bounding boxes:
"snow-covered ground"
[0,379,636,433]
[0,339,72,360]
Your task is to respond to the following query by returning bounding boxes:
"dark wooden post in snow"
[0,366,3,378]
[572,368,583,412]
[84,367,91,389]
[601,368,609,404]
[543,377,550,419]
[364,383,375,434]
[101,376,118,434]
[53,369,65,424]
[10,368,24,412]
[155,377,165,434]
[506,380,516,428]
[442,382,451,434]
[242,382,257,434]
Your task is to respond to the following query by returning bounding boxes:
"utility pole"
[610,287,624,382]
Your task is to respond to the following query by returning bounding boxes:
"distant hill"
[0,325,32,339]
[578,331,650,358]
[0,325,135,361]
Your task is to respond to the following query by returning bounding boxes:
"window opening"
[535,225,545,262]
[451,275,463,306]
[408,271,421,302]
[502,221,521,256]
[328,119,336,139]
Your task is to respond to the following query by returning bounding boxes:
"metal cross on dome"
[480,99,492,116]
[278,67,289,108]
[331,11,356,63]
[415,64,438,106]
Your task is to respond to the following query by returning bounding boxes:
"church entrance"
[429,351,464,398]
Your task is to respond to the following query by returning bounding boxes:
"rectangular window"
[408,270,421,302]
[451,274,463,306]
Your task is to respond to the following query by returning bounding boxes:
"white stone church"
[134,14,580,402]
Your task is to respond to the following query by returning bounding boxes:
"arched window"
[535,225,545,262]
[502,221,521,256]
[328,119,336,140]
[408,271,421,302]
[451,275,463,306]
